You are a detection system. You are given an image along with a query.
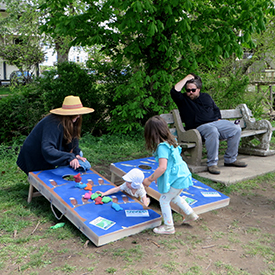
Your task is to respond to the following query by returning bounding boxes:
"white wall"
[40,45,89,68]
[0,58,17,80]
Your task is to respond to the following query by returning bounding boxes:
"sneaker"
[207,165,220,174]
[224,160,247,167]
[153,225,175,235]
[182,212,199,223]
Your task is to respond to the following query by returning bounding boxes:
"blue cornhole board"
[28,166,162,246]
[110,157,230,215]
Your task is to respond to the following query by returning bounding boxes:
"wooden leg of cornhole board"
[27,183,42,203]
[110,164,125,183]
[111,172,116,183]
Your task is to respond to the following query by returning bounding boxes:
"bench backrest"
[161,106,254,136]
[160,113,178,136]
[220,107,254,128]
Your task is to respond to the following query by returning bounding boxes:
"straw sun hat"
[50,95,94,116]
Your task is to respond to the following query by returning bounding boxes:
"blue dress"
[154,142,193,194]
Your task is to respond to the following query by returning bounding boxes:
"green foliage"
[0,0,44,77]
[38,62,107,135]
[0,43,44,80]
[0,62,111,143]
[80,131,148,169]
[40,0,274,132]
[87,59,174,132]
[203,69,250,109]
[0,84,45,143]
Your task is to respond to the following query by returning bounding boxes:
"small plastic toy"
[91,193,101,200]
[95,196,103,205]
[112,202,123,212]
[73,173,82,182]
[75,182,87,189]
[50,222,65,229]
[83,191,92,200]
[102,196,112,203]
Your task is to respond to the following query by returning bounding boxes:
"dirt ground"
[3,166,275,275]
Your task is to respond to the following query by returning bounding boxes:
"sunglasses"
[186,88,197,93]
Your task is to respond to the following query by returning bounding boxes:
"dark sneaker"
[207,165,220,174]
[224,160,247,167]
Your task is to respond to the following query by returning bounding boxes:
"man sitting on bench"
[170,73,247,175]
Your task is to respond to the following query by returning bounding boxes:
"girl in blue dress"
[143,115,199,234]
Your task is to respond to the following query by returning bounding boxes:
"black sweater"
[170,87,221,130]
[16,114,80,175]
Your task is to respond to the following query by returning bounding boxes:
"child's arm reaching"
[96,186,121,197]
[143,158,167,187]
[141,195,150,207]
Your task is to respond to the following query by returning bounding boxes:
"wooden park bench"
[160,104,275,173]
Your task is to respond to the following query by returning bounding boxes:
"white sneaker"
[182,212,199,223]
[153,225,175,234]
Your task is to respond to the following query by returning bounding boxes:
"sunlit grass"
[1,133,275,274]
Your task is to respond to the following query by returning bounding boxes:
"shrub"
[0,83,44,144]
[39,62,106,135]
[0,62,109,144]
[202,69,250,109]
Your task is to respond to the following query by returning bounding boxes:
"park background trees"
[1,0,275,143]
[40,0,275,131]
[0,0,44,82]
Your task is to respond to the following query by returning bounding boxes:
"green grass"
[0,86,11,95]
[80,131,148,166]
[1,133,275,274]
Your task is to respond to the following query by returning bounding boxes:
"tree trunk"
[55,39,70,64]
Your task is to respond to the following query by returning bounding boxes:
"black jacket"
[170,87,221,130]
[16,114,80,175]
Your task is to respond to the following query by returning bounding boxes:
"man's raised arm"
[174,74,195,92]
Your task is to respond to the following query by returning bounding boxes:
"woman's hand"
[76,155,87,162]
[70,158,80,170]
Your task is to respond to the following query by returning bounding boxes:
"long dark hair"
[49,114,82,144]
[144,115,178,152]
[62,115,82,144]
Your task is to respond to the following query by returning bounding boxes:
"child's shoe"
[182,212,199,223]
[153,225,175,234]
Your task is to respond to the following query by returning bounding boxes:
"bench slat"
[178,142,196,149]
[160,113,174,124]
[220,109,242,119]
[241,129,267,137]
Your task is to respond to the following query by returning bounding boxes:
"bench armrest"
[237,104,272,132]
[172,109,202,144]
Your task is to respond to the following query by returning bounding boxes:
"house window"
[76,56,79,62]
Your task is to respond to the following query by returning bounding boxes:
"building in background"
[0,2,89,84]
[40,44,89,68]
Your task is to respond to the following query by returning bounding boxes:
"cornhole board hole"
[27,166,162,246]
[110,157,230,215]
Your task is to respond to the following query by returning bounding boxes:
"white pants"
[159,186,193,226]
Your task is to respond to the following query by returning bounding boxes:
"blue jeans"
[196,120,241,167]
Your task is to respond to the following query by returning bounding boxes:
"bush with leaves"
[0,83,45,144]
[201,67,265,118]
[86,59,175,133]
[0,62,109,144]
[38,62,107,135]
